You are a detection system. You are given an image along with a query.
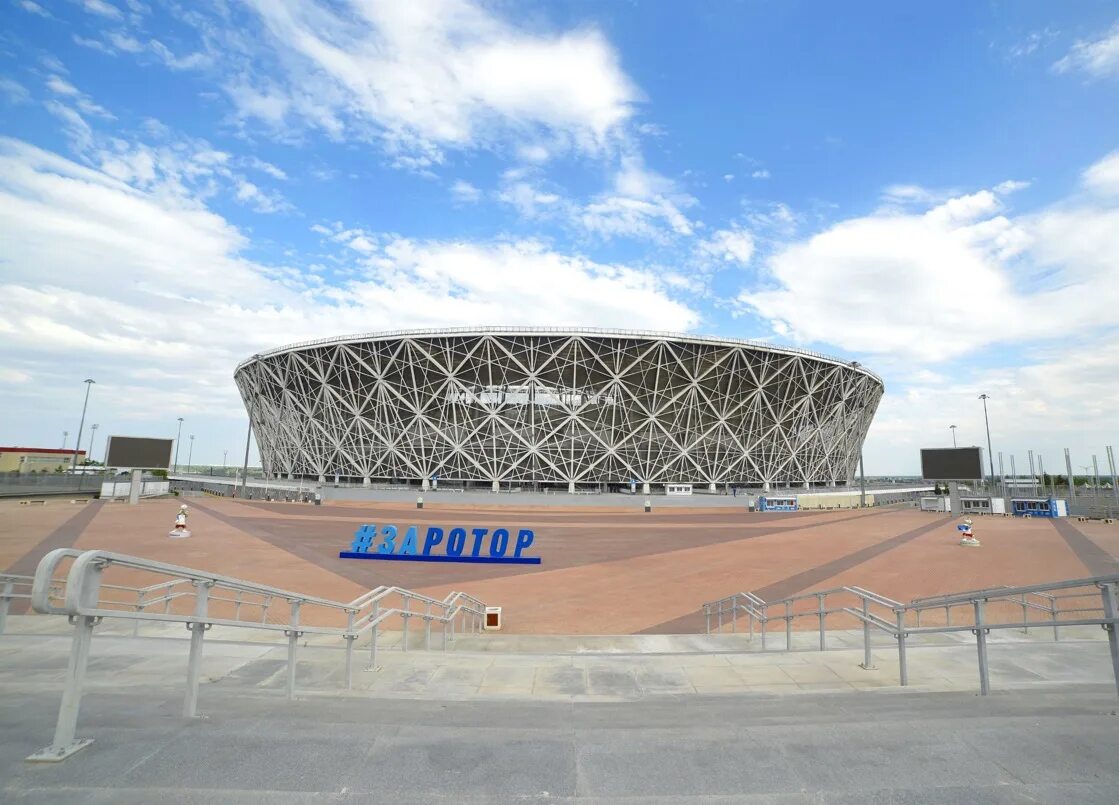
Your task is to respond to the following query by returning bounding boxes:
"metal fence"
[703,575,1119,697]
[18,548,490,762]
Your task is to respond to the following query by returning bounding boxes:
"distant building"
[1003,476,1041,490]
[0,447,87,474]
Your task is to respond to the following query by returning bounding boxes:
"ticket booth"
[666,483,693,496]
[758,495,798,512]
[1011,498,1065,518]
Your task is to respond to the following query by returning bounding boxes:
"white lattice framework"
[234,328,884,488]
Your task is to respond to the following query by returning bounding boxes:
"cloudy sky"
[1,1,1117,475]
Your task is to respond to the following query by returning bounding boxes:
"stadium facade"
[234,328,884,492]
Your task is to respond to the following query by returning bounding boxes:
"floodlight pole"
[978,394,995,490]
[949,425,957,448]
[187,435,194,471]
[173,417,184,473]
[71,379,95,472]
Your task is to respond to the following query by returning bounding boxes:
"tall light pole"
[187,434,195,470]
[978,394,995,487]
[62,431,68,449]
[87,424,99,465]
[71,379,95,472]
[223,449,228,470]
[949,424,957,448]
[173,417,184,473]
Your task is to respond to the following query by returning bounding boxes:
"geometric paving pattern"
[234,328,884,488]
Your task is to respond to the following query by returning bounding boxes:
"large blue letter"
[377,525,397,554]
[514,529,534,558]
[399,526,418,555]
[423,527,444,555]
[489,528,509,557]
[446,527,466,557]
[351,524,376,553]
[470,528,488,557]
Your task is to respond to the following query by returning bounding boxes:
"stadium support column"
[492,479,499,493]
[568,480,575,494]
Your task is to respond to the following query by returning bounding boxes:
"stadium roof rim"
[235,326,884,385]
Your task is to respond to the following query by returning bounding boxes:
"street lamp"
[71,379,95,472]
[62,431,68,449]
[978,394,995,486]
[187,434,195,470]
[173,417,184,473]
[949,424,957,448]
[223,449,228,470]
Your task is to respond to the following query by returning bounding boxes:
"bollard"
[644,498,651,513]
[973,599,990,695]
[417,496,424,510]
[896,610,908,686]
[859,597,875,670]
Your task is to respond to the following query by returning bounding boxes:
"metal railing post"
[132,589,145,636]
[1020,594,1029,634]
[704,604,711,635]
[717,599,723,633]
[29,614,98,761]
[760,605,767,650]
[261,595,272,624]
[974,599,990,696]
[748,606,754,641]
[817,592,826,651]
[785,601,792,650]
[344,610,356,690]
[424,601,432,650]
[732,598,738,633]
[0,580,12,634]
[945,605,950,627]
[896,610,908,686]
[369,601,380,668]
[1100,583,1119,698]
[860,597,874,670]
[183,580,212,718]
[1051,597,1060,641]
[234,591,244,621]
[442,614,448,651]
[285,599,302,701]
[401,596,410,652]
[915,608,921,628]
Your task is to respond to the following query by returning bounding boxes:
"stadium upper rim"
[234,326,884,386]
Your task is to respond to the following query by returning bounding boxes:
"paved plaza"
[3,496,1117,634]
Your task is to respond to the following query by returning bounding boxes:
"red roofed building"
[0,447,87,474]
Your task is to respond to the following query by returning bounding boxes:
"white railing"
[25,548,490,762]
[703,575,1119,697]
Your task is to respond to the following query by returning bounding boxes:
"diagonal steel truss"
[234,328,884,488]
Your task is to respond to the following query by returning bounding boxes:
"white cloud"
[234,179,290,214]
[723,174,734,182]
[736,165,1119,362]
[862,341,1119,474]
[0,77,30,104]
[1053,22,1119,77]
[81,0,122,19]
[0,138,698,430]
[46,76,79,96]
[19,1,51,17]
[229,0,639,162]
[1082,150,1119,195]
[450,180,482,203]
[244,156,287,181]
[696,227,755,266]
[751,169,770,180]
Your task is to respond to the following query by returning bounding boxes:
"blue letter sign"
[340,523,541,564]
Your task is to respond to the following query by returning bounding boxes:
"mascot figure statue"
[169,504,192,539]
[958,517,980,547]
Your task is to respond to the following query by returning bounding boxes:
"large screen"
[920,447,984,480]
[104,436,173,469]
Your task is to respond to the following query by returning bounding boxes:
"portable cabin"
[1010,497,1065,518]
[920,496,950,513]
[758,495,798,512]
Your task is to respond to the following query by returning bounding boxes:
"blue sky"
[1,0,1117,476]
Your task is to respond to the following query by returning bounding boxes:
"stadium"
[233,328,884,491]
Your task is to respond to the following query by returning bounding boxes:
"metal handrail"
[701,574,1119,699]
[25,548,491,762]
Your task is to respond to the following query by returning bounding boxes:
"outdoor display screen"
[920,447,984,480]
[104,436,173,469]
